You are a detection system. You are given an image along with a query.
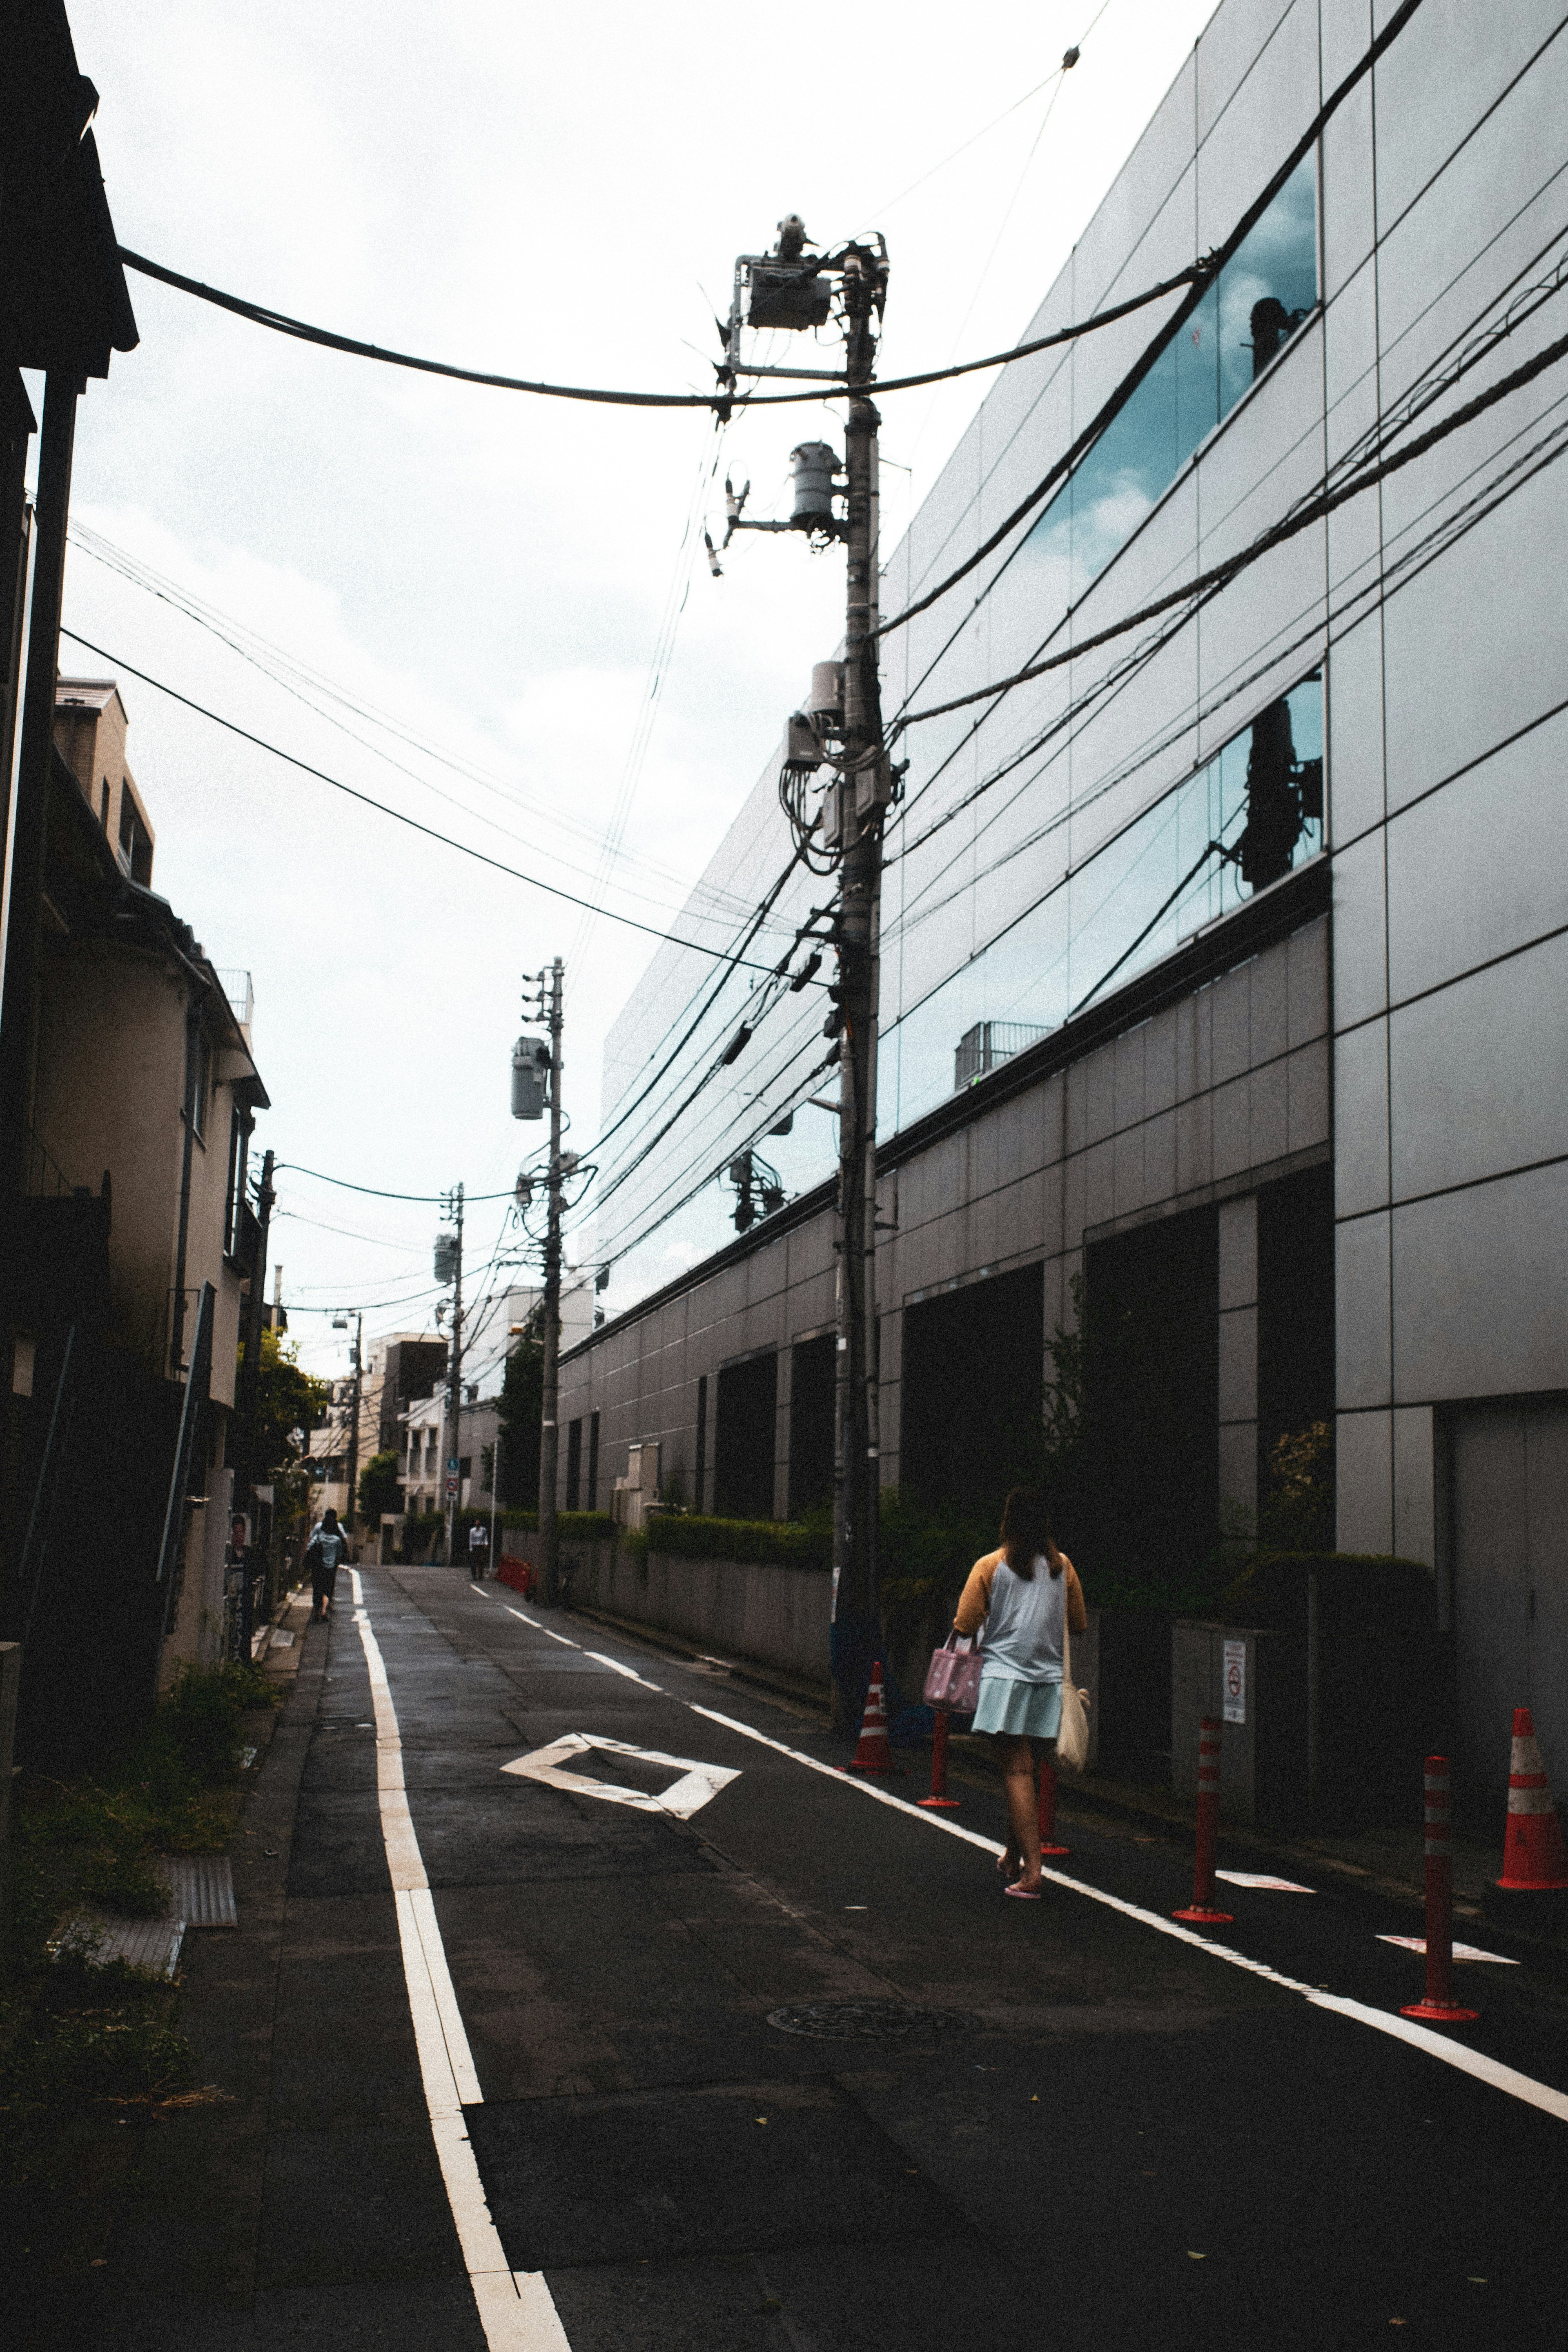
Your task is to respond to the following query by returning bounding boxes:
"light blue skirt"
[971,1674,1062,1739]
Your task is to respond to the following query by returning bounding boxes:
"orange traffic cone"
[1498,1708,1568,1891]
[845,1661,894,1775]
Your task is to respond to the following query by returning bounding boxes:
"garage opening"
[1083,1204,1218,1589]
[900,1265,1045,1520]
[788,1334,836,1519]
[713,1351,778,1520]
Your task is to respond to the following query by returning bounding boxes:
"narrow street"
[94,1569,1568,2351]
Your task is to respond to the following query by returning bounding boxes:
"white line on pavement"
[502,1606,579,1648]
[585,1650,664,1691]
[353,1602,572,2350]
[684,1703,1568,2127]
[348,1568,363,1604]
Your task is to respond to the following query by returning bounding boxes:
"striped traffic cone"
[844,1661,894,1775]
[1497,1708,1568,1892]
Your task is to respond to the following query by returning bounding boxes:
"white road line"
[502,1606,579,1648]
[353,1603,571,2349]
[685,1703,1568,2127]
[584,1650,664,1691]
[348,1568,363,1604]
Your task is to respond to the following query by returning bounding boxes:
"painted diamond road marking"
[1378,1935,1518,1964]
[501,1733,740,1819]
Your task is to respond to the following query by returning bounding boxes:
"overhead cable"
[885,214,1568,865]
[116,245,1211,414]
[56,629,776,971]
[896,318,1568,734]
[277,1163,518,1203]
[874,0,1430,641]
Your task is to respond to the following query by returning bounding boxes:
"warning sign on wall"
[1223,1637,1247,1726]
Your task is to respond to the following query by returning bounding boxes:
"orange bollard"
[1038,1755,1069,1857]
[1174,1716,1234,1924]
[918,1706,961,1809]
[1401,1755,1478,2024]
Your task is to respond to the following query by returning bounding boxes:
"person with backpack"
[305,1508,351,1621]
[953,1486,1087,1900]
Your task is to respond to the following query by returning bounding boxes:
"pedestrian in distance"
[305,1507,350,1621]
[952,1486,1087,1899]
[468,1519,489,1581]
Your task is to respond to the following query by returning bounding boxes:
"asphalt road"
[100,1565,1568,2348]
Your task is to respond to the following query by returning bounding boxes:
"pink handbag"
[924,1631,983,1713]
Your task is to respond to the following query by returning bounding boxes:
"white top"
[978,1556,1066,1686]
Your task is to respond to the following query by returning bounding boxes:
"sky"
[37,0,1217,1383]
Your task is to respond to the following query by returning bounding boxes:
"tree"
[496,1306,543,1508]
[358,1450,403,1526]
[239,1327,330,1481]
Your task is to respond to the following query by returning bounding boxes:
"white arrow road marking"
[502,1732,739,1820]
[1216,1872,1316,1891]
[353,1603,572,2350]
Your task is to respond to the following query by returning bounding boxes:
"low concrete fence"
[502,1532,834,1694]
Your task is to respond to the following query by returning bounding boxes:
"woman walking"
[953,1486,1087,1898]
[305,1507,350,1621]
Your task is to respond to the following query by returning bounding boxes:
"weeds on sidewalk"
[1,1660,277,2194]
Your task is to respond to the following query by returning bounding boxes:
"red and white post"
[918,1707,960,1810]
[1400,1754,1478,2025]
[1174,1715,1234,1924]
[1038,1755,1069,1858]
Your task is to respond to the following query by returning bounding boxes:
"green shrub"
[644,1514,829,1567]
[1216,1550,1436,1633]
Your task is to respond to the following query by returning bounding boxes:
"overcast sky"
[40,0,1216,1382]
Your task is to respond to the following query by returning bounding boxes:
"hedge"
[457,1508,617,1545]
[1216,1550,1436,1633]
[642,1515,829,1568]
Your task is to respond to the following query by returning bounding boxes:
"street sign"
[448,1456,459,1473]
[1222,1637,1246,1725]
[501,1733,739,1819]
[445,1475,458,1499]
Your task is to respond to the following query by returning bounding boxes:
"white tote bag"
[1056,1621,1091,1775]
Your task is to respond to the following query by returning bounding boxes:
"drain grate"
[766,1999,964,2041]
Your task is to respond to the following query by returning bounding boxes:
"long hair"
[1000,1486,1060,1580]
[322,1507,339,1530]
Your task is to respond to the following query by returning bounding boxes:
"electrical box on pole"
[512,1036,550,1120]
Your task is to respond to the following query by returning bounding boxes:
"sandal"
[1004,1881,1043,1900]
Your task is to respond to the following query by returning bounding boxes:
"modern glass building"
[567,0,1568,1810]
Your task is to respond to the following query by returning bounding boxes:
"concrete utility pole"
[344,1310,363,1545]
[830,245,889,1731]
[233,1147,275,1506]
[538,958,565,1605]
[441,1183,465,1565]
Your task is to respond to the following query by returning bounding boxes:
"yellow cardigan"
[954,1547,1087,1639]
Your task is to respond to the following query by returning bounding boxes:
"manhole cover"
[765,2000,963,2040]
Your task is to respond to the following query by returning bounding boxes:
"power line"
[116,245,1212,414]
[894,315,1568,735]
[874,0,1430,644]
[56,628,778,971]
[68,521,759,927]
[882,209,1568,883]
[277,1163,517,1203]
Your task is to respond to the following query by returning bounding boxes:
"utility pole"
[717,218,889,1728]
[344,1310,363,1547]
[440,1184,465,1565]
[233,1147,275,1512]
[829,243,889,1733]
[538,958,565,1605]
